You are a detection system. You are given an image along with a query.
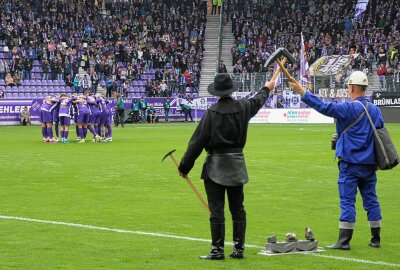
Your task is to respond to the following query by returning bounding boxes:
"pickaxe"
[264,47,296,81]
[161,149,210,214]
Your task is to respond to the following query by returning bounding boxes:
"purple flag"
[300,33,309,87]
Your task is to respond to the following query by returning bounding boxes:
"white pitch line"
[308,254,400,268]
[1,215,400,268]
[0,215,259,249]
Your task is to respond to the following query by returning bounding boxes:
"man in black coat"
[178,73,274,260]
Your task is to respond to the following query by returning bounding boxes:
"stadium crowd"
[0,0,207,98]
[228,0,400,90]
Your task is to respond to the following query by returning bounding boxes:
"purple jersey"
[59,97,76,117]
[76,98,90,115]
[87,96,101,115]
[97,97,110,113]
[40,99,58,112]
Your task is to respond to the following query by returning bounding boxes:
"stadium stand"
[0,0,399,98]
[0,0,206,98]
[227,0,400,90]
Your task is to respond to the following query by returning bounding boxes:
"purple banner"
[0,97,216,125]
[0,94,371,125]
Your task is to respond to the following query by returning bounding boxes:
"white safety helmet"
[347,71,368,86]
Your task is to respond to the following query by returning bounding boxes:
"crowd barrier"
[1,91,399,125]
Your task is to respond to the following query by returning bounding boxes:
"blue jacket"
[302,92,384,165]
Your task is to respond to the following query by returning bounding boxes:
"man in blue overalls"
[289,71,383,250]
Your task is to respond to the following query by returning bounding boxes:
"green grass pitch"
[0,123,399,269]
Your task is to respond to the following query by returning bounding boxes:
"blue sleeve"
[302,91,350,121]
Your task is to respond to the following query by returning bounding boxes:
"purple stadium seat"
[128,93,135,98]
[0,79,5,85]
[5,92,12,98]
[33,60,40,66]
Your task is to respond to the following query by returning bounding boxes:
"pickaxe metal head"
[264,47,296,67]
[161,149,176,162]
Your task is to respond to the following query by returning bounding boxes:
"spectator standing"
[42,60,50,80]
[74,75,80,94]
[218,60,228,73]
[163,98,171,122]
[139,97,148,123]
[24,58,33,80]
[386,66,394,92]
[115,93,125,127]
[377,64,387,90]
[91,72,99,94]
[131,99,140,123]
[211,0,218,14]
[105,77,114,98]
[0,59,7,80]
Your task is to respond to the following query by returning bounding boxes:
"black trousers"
[118,109,125,124]
[204,179,246,224]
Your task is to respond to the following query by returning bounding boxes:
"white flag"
[273,61,282,88]
[354,0,369,20]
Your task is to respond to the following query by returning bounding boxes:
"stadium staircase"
[221,20,234,74]
[199,15,220,97]
[199,15,235,96]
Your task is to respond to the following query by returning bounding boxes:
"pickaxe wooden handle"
[276,58,293,81]
[162,150,210,214]
[271,57,287,81]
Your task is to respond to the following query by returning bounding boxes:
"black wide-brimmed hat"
[207,73,240,96]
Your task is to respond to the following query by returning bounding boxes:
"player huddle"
[39,92,113,143]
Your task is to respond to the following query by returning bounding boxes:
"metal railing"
[219,71,394,93]
[215,1,224,73]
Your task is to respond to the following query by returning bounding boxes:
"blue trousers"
[338,161,381,223]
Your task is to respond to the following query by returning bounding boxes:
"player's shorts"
[59,116,71,126]
[100,110,111,125]
[76,112,89,124]
[89,113,101,124]
[40,110,53,123]
[53,110,59,123]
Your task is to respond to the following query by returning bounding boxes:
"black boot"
[327,229,353,250]
[369,227,381,248]
[230,221,246,259]
[200,223,225,260]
